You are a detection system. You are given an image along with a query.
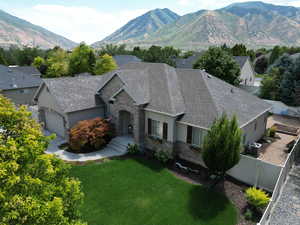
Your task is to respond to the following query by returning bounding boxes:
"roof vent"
[231,88,234,93]
[207,74,212,79]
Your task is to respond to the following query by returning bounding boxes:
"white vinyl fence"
[179,150,282,191]
[227,155,282,192]
[257,137,300,225]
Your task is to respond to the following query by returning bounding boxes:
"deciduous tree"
[69,43,96,75]
[193,47,241,85]
[0,95,86,225]
[94,54,117,75]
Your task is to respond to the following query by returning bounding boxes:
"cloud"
[10,4,147,44]
[176,0,300,10]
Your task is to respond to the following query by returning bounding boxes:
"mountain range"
[92,1,300,50]
[0,9,76,49]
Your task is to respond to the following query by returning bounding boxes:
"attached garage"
[34,76,105,140]
[45,110,66,138]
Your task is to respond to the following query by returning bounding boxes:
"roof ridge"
[200,71,222,117]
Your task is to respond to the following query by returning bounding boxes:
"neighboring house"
[175,52,203,69]
[97,62,270,163]
[234,56,256,86]
[33,76,104,138]
[113,55,141,67]
[9,65,41,76]
[0,65,42,105]
[35,62,271,165]
[176,54,256,87]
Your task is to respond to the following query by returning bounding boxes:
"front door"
[119,111,132,136]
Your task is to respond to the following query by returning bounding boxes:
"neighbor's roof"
[99,62,270,128]
[0,65,42,90]
[39,76,103,113]
[234,56,249,69]
[175,52,204,69]
[9,66,41,76]
[113,55,141,67]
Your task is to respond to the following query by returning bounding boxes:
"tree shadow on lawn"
[130,155,165,173]
[188,185,232,222]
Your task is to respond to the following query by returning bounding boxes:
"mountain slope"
[95,1,300,50]
[0,9,77,49]
[92,8,179,48]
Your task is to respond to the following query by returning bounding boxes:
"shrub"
[244,209,253,221]
[267,126,276,137]
[127,143,139,155]
[69,117,114,152]
[154,150,173,164]
[245,187,270,210]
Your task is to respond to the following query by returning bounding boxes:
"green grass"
[70,158,237,225]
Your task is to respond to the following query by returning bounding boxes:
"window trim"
[149,119,160,138]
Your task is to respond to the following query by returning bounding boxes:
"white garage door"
[45,110,65,138]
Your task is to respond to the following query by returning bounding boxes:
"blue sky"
[1,0,300,44]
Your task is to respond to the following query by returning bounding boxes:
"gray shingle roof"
[177,69,271,128]
[234,56,249,69]
[107,62,186,115]
[175,52,204,69]
[100,62,270,128]
[42,76,103,113]
[9,66,41,76]
[113,55,141,67]
[0,65,42,90]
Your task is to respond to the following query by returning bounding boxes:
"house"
[113,55,141,67]
[0,65,42,105]
[234,56,256,86]
[33,76,104,138]
[35,62,270,164]
[98,62,270,161]
[9,65,41,76]
[176,54,256,87]
[175,52,203,69]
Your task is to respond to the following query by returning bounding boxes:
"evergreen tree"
[202,114,242,181]
[231,44,247,56]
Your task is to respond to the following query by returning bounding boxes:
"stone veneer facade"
[99,75,145,146]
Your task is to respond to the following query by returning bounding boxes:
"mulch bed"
[168,158,255,225]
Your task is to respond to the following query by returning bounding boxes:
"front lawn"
[70,158,237,225]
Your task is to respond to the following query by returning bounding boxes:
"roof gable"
[40,76,104,113]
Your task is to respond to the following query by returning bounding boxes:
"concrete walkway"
[45,130,134,162]
[268,162,300,225]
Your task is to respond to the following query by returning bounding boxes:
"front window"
[192,127,201,146]
[187,126,206,147]
[151,120,160,138]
